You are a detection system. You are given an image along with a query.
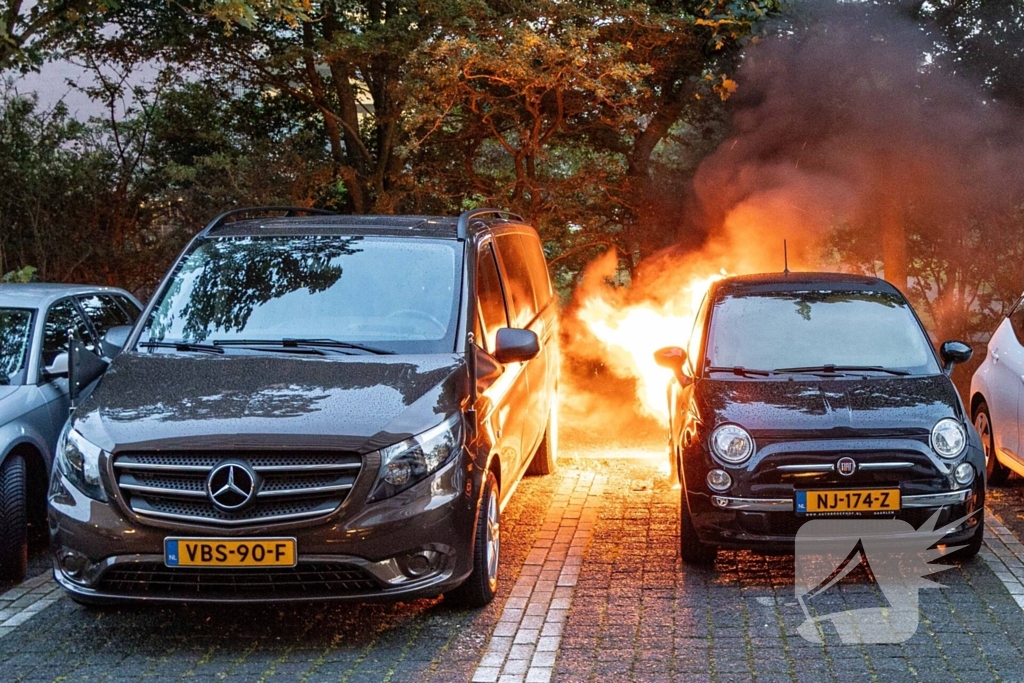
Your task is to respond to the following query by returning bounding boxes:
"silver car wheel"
[975,412,992,464]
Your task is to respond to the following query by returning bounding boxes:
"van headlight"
[710,424,755,465]
[55,424,108,501]
[931,418,966,459]
[368,415,463,502]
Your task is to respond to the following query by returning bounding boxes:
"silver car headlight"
[368,414,463,502]
[55,424,108,501]
[931,418,967,459]
[710,424,755,465]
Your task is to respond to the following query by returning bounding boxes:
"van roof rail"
[456,209,525,239]
[199,206,336,236]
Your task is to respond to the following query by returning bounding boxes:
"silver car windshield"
[138,235,462,355]
[0,308,34,385]
[706,290,941,376]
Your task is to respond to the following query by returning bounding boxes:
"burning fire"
[573,258,728,425]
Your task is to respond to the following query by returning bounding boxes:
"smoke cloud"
[561,2,1024,443]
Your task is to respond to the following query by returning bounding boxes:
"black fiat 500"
[654,273,985,565]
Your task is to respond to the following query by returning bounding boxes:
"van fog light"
[59,548,90,581]
[400,550,441,578]
[954,463,975,486]
[707,469,732,492]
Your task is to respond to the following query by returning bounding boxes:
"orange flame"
[568,249,729,426]
[576,272,726,424]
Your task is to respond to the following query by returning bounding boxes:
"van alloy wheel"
[486,486,500,588]
[445,470,500,608]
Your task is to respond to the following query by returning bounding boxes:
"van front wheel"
[446,471,500,608]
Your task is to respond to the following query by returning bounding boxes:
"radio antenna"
[783,239,790,275]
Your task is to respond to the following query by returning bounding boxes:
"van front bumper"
[48,458,478,604]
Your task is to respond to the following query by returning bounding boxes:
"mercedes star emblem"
[206,461,258,511]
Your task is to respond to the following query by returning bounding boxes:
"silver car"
[0,284,142,580]
[970,292,1024,486]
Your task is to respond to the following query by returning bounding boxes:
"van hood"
[71,352,467,454]
[693,375,964,438]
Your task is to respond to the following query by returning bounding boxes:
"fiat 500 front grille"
[112,451,362,526]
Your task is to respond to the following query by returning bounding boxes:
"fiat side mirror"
[654,346,692,386]
[940,340,973,375]
[493,328,540,364]
[654,346,687,371]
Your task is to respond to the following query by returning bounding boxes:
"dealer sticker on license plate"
[795,489,901,515]
[164,537,297,567]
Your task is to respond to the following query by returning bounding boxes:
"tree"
[0,0,113,72]
[407,0,778,273]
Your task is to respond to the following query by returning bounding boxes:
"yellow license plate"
[796,489,900,515]
[164,537,296,567]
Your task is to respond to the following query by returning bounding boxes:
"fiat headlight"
[710,424,755,465]
[55,424,108,501]
[931,418,966,459]
[369,415,463,502]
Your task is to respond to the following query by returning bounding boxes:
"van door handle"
[992,351,1000,362]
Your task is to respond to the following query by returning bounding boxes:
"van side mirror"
[42,352,69,380]
[68,335,109,405]
[940,340,973,375]
[654,346,692,386]
[100,325,133,358]
[493,328,540,364]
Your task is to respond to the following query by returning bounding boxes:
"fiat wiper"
[138,341,225,354]
[706,366,773,377]
[774,365,910,376]
[213,338,394,355]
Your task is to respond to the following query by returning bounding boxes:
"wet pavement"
[3,447,1024,682]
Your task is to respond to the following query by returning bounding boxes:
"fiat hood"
[70,352,467,453]
[693,375,964,438]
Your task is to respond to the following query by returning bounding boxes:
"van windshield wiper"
[138,341,225,354]
[774,365,910,377]
[212,338,394,355]
[706,366,773,377]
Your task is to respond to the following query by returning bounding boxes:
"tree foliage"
[0,0,114,72]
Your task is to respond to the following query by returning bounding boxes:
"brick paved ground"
[5,448,1024,682]
[555,456,1024,683]
[0,470,560,682]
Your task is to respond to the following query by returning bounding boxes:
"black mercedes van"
[49,207,558,607]
[653,273,984,565]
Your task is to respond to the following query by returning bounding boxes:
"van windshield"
[0,308,34,385]
[706,290,940,376]
[139,235,462,355]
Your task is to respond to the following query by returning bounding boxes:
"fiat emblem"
[206,461,258,511]
[837,457,857,477]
